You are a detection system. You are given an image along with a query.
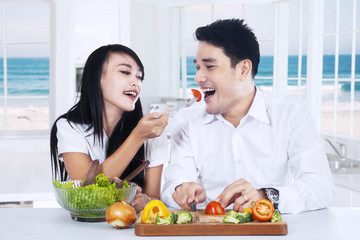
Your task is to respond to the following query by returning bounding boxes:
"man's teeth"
[124,91,137,97]
[203,88,215,93]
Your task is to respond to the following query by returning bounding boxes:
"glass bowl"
[53,181,138,222]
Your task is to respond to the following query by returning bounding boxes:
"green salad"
[53,174,130,215]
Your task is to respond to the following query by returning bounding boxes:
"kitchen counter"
[0,207,359,240]
[333,174,360,192]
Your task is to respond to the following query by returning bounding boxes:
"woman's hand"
[134,111,169,141]
[131,186,151,213]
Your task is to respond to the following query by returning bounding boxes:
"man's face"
[194,41,245,115]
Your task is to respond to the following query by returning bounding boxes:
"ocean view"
[0,55,359,98]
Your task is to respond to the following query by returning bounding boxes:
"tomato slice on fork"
[191,89,202,102]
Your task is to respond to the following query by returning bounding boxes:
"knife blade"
[190,201,199,223]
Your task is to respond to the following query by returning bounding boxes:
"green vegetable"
[53,179,74,189]
[271,210,282,223]
[53,173,130,217]
[155,212,178,225]
[227,210,239,218]
[223,215,240,224]
[176,210,193,224]
[242,211,252,223]
[223,210,252,224]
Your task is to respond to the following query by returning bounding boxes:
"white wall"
[48,0,130,125]
[131,2,181,113]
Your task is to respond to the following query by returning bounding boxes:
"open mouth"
[123,91,138,98]
[203,88,216,99]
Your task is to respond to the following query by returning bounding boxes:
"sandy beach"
[0,106,49,131]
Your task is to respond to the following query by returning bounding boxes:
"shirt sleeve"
[56,119,89,161]
[160,114,199,208]
[276,100,334,213]
[145,130,170,168]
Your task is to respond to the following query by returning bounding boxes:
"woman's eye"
[120,71,131,75]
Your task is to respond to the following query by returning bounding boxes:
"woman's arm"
[63,112,168,180]
[130,165,164,213]
[144,165,163,199]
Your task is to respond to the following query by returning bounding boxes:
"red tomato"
[191,89,202,102]
[252,199,274,222]
[205,201,225,215]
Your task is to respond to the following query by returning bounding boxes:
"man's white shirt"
[161,86,334,213]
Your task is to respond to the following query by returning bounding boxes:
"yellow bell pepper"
[141,200,171,224]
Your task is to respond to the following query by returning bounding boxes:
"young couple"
[51,19,333,214]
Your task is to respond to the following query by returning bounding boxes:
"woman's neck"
[102,107,123,138]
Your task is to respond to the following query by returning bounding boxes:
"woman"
[50,44,169,212]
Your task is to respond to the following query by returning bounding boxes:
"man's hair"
[195,19,260,78]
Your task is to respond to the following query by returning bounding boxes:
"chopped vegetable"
[252,199,274,222]
[205,201,226,215]
[223,210,252,224]
[176,210,193,224]
[223,215,240,224]
[271,210,282,223]
[242,211,252,223]
[242,208,252,214]
[155,212,178,225]
[141,200,171,224]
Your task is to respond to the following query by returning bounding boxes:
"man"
[161,19,334,214]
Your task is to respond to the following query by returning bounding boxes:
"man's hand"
[172,182,206,210]
[215,179,266,212]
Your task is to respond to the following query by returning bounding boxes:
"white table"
[0,207,359,240]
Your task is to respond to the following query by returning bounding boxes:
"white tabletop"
[0,207,358,240]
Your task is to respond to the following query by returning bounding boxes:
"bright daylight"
[0,0,359,239]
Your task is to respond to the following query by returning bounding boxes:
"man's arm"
[161,114,201,208]
[276,100,334,213]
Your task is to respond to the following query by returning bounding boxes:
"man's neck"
[222,85,256,127]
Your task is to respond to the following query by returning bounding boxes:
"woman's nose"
[130,77,141,87]
[130,80,140,87]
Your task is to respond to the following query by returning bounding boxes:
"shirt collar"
[201,85,270,125]
[247,85,271,125]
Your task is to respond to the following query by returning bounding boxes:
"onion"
[105,201,137,229]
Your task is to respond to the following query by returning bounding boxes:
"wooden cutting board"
[135,210,288,236]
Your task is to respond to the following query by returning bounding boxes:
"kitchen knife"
[190,201,199,223]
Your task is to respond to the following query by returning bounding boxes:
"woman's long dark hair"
[50,44,145,187]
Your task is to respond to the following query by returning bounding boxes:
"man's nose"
[195,70,206,85]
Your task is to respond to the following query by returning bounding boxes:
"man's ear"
[237,59,252,80]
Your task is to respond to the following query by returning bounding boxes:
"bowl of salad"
[53,174,137,222]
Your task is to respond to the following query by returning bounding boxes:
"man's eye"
[195,66,200,71]
[207,65,215,69]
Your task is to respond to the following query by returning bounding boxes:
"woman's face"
[101,52,143,116]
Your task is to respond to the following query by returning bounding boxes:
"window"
[182,3,276,97]
[0,1,50,132]
[179,0,360,138]
[321,0,360,137]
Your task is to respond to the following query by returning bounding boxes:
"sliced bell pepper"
[141,200,171,224]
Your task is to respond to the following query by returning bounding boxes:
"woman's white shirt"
[56,118,164,168]
[56,119,108,163]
